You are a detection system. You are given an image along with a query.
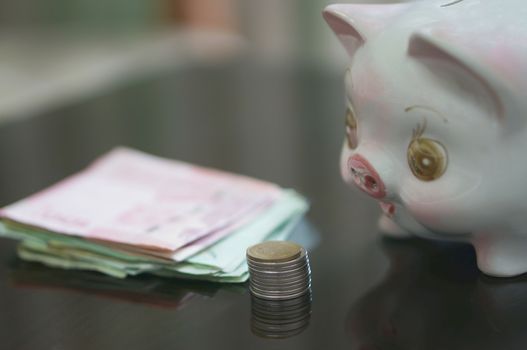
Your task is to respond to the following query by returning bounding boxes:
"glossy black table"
[0,59,526,350]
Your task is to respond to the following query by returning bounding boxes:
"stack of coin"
[251,291,312,339]
[246,241,311,300]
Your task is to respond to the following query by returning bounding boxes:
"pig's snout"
[348,154,386,199]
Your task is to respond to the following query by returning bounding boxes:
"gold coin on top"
[247,241,302,263]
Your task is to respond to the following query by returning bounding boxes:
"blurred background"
[6,3,527,350]
[0,0,395,230]
[4,3,496,349]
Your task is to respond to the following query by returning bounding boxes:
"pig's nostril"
[348,155,386,198]
[364,175,378,191]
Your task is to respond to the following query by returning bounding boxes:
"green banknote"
[1,190,308,283]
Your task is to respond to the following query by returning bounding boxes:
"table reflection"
[250,291,312,339]
[347,238,527,350]
[9,259,221,309]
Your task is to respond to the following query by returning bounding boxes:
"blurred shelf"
[0,28,245,124]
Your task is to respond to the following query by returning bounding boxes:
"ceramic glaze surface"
[324,0,527,277]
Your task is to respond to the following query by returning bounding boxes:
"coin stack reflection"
[246,241,311,300]
[251,292,312,339]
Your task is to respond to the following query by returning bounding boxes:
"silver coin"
[248,259,308,271]
[247,253,308,270]
[250,269,310,280]
[251,293,312,308]
[248,266,310,277]
[250,283,311,296]
[252,306,311,319]
[249,249,309,264]
[247,241,302,263]
[247,260,309,271]
[249,288,310,300]
[249,278,311,289]
[251,303,312,316]
[250,288,311,297]
[253,307,311,319]
[246,247,306,262]
[249,272,311,284]
[247,249,309,268]
[249,274,311,286]
[249,286,311,297]
[250,286,311,300]
[250,271,311,282]
[252,306,312,318]
[248,273,310,284]
[250,278,310,292]
[249,276,310,288]
[249,267,308,278]
[249,268,311,279]
[252,302,311,315]
[250,272,311,283]
[252,312,311,324]
[252,305,312,319]
[248,260,309,270]
[249,281,310,294]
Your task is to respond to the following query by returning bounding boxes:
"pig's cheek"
[391,201,438,234]
[403,199,448,231]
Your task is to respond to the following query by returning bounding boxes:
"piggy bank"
[324,0,527,277]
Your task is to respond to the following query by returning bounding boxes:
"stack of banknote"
[0,148,308,283]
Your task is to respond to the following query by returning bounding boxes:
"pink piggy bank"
[324,0,527,277]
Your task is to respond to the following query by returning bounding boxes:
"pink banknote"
[0,148,281,252]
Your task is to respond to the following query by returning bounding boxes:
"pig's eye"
[345,107,358,149]
[407,138,447,181]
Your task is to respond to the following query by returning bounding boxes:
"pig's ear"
[408,31,520,133]
[323,3,410,59]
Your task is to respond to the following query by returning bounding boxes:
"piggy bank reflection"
[324,0,527,277]
[346,239,527,350]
